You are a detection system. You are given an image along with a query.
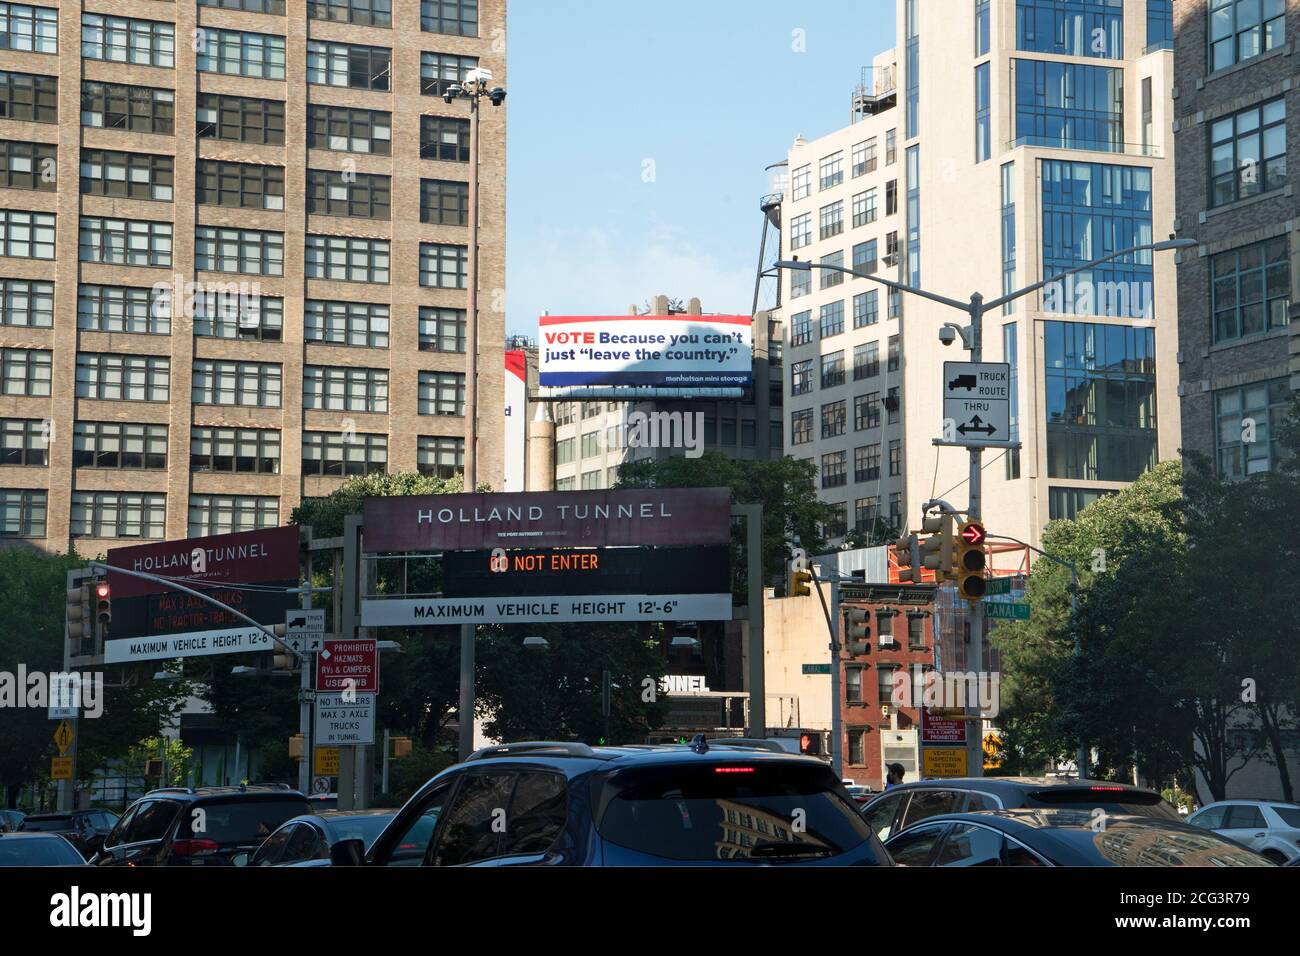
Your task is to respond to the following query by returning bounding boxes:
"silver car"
[1186,800,1300,864]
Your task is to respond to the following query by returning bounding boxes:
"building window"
[854,291,879,330]
[195,293,283,341]
[73,422,167,470]
[555,436,575,465]
[306,301,389,349]
[77,285,169,335]
[303,431,387,477]
[855,393,881,431]
[886,128,897,165]
[79,217,170,267]
[854,342,880,381]
[308,0,390,27]
[81,14,174,67]
[854,497,879,532]
[418,371,465,416]
[1048,486,1115,520]
[1001,162,1017,314]
[1209,98,1286,208]
[420,179,469,226]
[877,665,896,702]
[307,104,389,155]
[824,503,848,539]
[195,94,284,146]
[1215,378,1292,478]
[200,0,287,12]
[975,62,991,163]
[976,0,990,55]
[790,267,811,300]
[1041,161,1153,319]
[0,140,54,191]
[422,0,478,36]
[307,40,390,89]
[791,409,813,445]
[418,436,463,478]
[303,366,389,413]
[885,180,898,216]
[1005,322,1022,479]
[196,226,284,277]
[855,444,881,482]
[821,400,846,439]
[789,212,811,251]
[1,209,53,259]
[305,235,388,283]
[888,289,902,320]
[1,69,55,124]
[889,440,902,477]
[1015,60,1124,152]
[791,359,813,396]
[419,307,467,353]
[580,431,601,458]
[887,335,901,373]
[846,667,863,704]
[819,151,843,190]
[555,477,575,492]
[889,493,902,526]
[852,240,878,278]
[906,146,921,287]
[821,451,847,488]
[1,489,45,536]
[908,615,927,648]
[554,403,575,426]
[852,189,877,228]
[420,243,468,289]
[192,360,281,408]
[81,81,171,133]
[0,419,47,466]
[790,310,812,347]
[307,169,390,219]
[190,427,280,474]
[852,138,877,177]
[75,353,169,402]
[420,115,471,161]
[905,0,919,137]
[1016,0,1124,58]
[791,164,811,201]
[77,149,171,202]
[1211,237,1290,342]
[887,386,901,425]
[1,348,50,396]
[188,495,278,537]
[1,279,52,328]
[420,51,478,96]
[884,231,899,267]
[819,252,844,289]
[820,300,844,338]
[0,3,56,53]
[198,160,285,211]
[196,28,286,80]
[1045,321,1157,481]
[821,351,845,389]
[1147,1,1173,50]
[819,201,843,240]
[1209,0,1285,71]
[72,492,166,540]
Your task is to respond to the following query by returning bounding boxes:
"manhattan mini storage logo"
[50,887,151,936]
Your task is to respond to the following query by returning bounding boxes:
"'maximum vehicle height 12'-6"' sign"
[538,314,753,387]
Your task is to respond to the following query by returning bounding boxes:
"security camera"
[465,67,494,88]
[938,325,957,347]
[489,86,507,106]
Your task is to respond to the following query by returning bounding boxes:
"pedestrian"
[885,763,906,789]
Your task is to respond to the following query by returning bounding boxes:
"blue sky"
[505,0,898,338]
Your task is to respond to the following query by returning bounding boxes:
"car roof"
[871,777,1160,797]
[891,808,1189,835]
[1196,799,1300,809]
[0,830,73,840]
[141,785,308,801]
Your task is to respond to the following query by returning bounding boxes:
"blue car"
[328,739,890,867]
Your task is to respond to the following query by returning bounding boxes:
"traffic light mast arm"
[86,560,303,662]
[805,564,839,652]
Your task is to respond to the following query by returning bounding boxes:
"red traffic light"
[960,523,986,545]
[95,582,110,600]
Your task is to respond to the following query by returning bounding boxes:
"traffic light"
[919,514,956,582]
[892,532,921,584]
[288,734,305,759]
[846,608,870,643]
[799,732,822,756]
[956,521,988,601]
[392,736,412,758]
[270,624,295,671]
[791,569,813,597]
[65,584,92,644]
[94,581,111,633]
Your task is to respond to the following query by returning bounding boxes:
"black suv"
[330,739,890,867]
[860,776,1180,841]
[19,810,119,858]
[91,786,310,866]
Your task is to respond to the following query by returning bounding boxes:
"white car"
[1186,800,1300,864]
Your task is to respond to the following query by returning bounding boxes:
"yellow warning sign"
[53,720,73,755]
[51,756,73,780]
[922,747,968,778]
[314,747,340,776]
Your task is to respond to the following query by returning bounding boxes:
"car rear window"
[1025,787,1180,821]
[0,836,85,866]
[1049,822,1273,866]
[19,816,73,831]
[181,799,311,845]
[593,761,873,862]
[1271,806,1300,828]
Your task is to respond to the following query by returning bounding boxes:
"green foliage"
[383,744,455,805]
[126,736,194,789]
[291,471,466,538]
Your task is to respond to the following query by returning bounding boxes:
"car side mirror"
[231,852,251,867]
[330,838,365,867]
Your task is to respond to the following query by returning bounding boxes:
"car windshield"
[0,836,84,866]
[19,817,74,831]
[328,815,395,849]
[1271,806,1300,827]
[180,800,311,845]
[594,761,873,861]
[1025,787,1180,821]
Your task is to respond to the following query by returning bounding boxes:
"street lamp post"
[776,236,1195,779]
[442,71,506,762]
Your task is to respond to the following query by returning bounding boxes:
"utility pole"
[966,292,987,780]
[808,561,843,780]
[298,567,314,797]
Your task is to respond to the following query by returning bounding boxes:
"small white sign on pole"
[315,693,376,746]
[941,362,1013,447]
[285,608,326,653]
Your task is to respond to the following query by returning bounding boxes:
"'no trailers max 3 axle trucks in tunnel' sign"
[360,488,734,626]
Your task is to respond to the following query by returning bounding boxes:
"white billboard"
[538,314,752,387]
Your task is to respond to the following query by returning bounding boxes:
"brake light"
[714,767,756,774]
[1089,786,1126,792]
[171,839,219,857]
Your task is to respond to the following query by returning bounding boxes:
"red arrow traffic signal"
[960,522,986,545]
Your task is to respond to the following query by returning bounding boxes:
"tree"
[291,471,465,537]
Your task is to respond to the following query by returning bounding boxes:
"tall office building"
[0,0,506,555]
[775,1,1180,549]
[1173,0,1298,479]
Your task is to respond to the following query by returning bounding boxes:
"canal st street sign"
[984,601,1031,621]
[361,488,732,552]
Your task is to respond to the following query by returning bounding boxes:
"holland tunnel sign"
[361,488,731,552]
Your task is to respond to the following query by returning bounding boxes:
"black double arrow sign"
[957,416,998,437]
